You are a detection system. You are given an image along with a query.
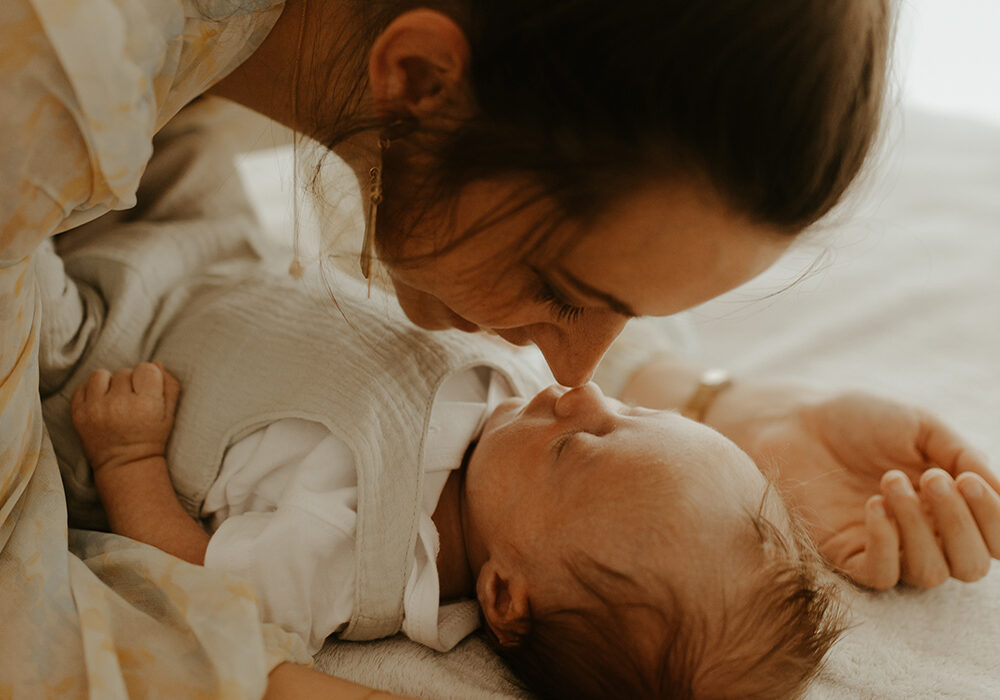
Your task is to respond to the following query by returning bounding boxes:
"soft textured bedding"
[691,110,1000,699]
[242,108,1000,699]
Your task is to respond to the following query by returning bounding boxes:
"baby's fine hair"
[488,496,846,700]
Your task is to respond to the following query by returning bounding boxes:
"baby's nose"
[553,383,611,424]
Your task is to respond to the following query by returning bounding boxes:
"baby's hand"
[71,363,180,473]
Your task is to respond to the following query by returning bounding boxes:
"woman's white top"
[201,365,515,655]
[0,1,320,693]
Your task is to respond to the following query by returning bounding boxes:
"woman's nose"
[531,315,627,387]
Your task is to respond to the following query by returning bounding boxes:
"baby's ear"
[477,560,532,647]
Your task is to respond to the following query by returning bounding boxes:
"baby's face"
[463,383,782,599]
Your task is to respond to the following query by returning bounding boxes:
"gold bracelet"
[680,368,733,423]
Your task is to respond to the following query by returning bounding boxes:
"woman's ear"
[477,560,532,648]
[368,9,471,121]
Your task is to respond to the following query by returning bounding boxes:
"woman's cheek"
[390,278,457,330]
[493,327,536,347]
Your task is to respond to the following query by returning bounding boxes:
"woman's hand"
[712,386,1000,590]
[71,362,180,472]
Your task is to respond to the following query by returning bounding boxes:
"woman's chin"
[447,311,480,333]
[398,296,480,332]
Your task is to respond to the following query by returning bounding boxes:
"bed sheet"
[691,109,1000,700]
[238,109,1000,699]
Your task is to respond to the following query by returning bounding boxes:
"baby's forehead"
[560,436,788,595]
[612,422,775,527]
[551,403,768,524]
[617,412,755,476]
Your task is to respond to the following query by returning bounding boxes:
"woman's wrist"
[700,374,834,473]
[679,367,734,423]
[619,353,752,434]
[618,353,706,410]
[619,354,831,463]
[620,353,746,423]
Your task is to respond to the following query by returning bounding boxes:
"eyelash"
[554,432,576,456]
[534,282,586,323]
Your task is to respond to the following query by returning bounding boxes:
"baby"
[69,273,843,700]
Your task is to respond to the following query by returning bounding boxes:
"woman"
[4,1,992,698]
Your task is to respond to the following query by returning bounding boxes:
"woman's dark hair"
[309,0,891,253]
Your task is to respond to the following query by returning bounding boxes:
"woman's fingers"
[919,468,991,582]
[132,362,164,395]
[882,470,950,588]
[955,453,1000,496]
[956,472,1000,559]
[846,495,900,590]
[918,412,1000,494]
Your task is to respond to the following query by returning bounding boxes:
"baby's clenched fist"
[71,363,180,472]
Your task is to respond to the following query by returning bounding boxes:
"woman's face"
[384,179,791,387]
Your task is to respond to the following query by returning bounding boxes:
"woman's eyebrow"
[550,267,638,318]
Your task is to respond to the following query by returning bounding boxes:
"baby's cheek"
[481,402,523,436]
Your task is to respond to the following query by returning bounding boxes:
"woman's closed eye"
[534,281,585,323]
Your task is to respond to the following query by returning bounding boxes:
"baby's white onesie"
[200,365,517,654]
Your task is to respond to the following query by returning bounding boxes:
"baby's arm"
[71,363,210,565]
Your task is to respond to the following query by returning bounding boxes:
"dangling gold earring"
[360,135,390,284]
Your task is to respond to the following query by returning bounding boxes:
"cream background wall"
[895,0,1000,126]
